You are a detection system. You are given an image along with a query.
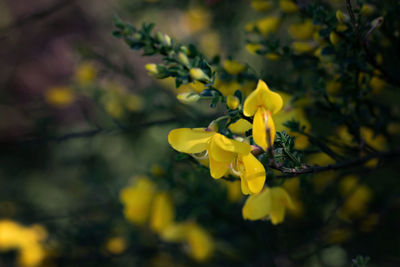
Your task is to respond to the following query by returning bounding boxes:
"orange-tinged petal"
[209,155,230,179]
[243,80,283,116]
[242,188,271,220]
[168,128,215,154]
[212,133,252,155]
[241,153,266,194]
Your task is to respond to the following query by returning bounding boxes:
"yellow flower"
[75,62,97,85]
[279,0,299,13]
[288,19,315,40]
[246,43,263,54]
[243,80,283,150]
[160,222,214,261]
[106,237,127,255]
[177,92,200,104]
[235,153,266,195]
[228,119,252,135]
[120,177,156,225]
[226,95,240,110]
[223,60,246,75]
[168,128,251,178]
[186,223,214,261]
[0,220,47,267]
[255,16,281,36]
[292,41,317,53]
[251,0,273,12]
[189,68,208,81]
[266,52,280,61]
[242,187,294,224]
[221,180,242,202]
[360,4,375,16]
[45,87,75,108]
[330,31,340,45]
[145,63,159,76]
[150,192,175,233]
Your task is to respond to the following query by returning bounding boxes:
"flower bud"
[189,68,208,81]
[145,64,158,75]
[329,31,340,46]
[179,45,189,55]
[163,34,172,46]
[227,95,240,110]
[336,10,346,24]
[371,16,384,29]
[177,92,200,104]
[178,52,190,67]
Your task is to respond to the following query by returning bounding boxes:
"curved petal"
[269,187,293,224]
[240,176,250,195]
[209,135,236,162]
[168,128,215,154]
[241,153,266,194]
[209,155,230,179]
[213,133,251,155]
[228,119,252,135]
[242,188,271,220]
[243,80,283,117]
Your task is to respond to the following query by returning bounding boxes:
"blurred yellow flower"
[243,80,283,150]
[292,41,317,53]
[45,87,75,108]
[106,237,127,255]
[0,220,47,267]
[223,60,246,75]
[251,0,273,12]
[120,177,156,225]
[246,43,263,54]
[255,16,281,36]
[185,7,211,33]
[279,0,299,13]
[75,62,97,85]
[330,31,340,45]
[186,223,214,261]
[288,19,315,40]
[242,187,295,224]
[226,95,240,110]
[150,192,175,233]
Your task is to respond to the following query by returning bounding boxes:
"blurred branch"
[11,118,178,145]
[274,147,400,177]
[346,0,400,88]
[0,0,75,39]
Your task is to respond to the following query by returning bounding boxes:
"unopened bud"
[164,34,172,46]
[329,31,340,46]
[189,68,208,81]
[178,52,190,67]
[371,16,384,29]
[145,64,158,75]
[226,95,240,110]
[336,10,346,24]
[179,45,189,55]
[177,92,200,104]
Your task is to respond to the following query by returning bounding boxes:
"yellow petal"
[269,187,294,224]
[209,155,230,179]
[242,188,271,220]
[168,128,215,154]
[240,153,266,194]
[243,80,283,117]
[160,222,189,242]
[186,223,214,261]
[288,19,315,40]
[150,192,175,233]
[223,60,246,75]
[229,119,252,134]
[240,177,251,195]
[253,108,276,150]
[212,133,252,155]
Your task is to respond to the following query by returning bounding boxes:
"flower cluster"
[0,220,47,267]
[120,176,214,261]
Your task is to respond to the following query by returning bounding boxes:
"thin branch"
[6,118,178,146]
[274,148,400,178]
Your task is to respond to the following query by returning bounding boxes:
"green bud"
[178,52,190,67]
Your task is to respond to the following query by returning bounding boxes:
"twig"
[274,147,400,178]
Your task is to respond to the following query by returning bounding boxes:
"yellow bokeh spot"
[45,87,75,108]
[106,237,127,255]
